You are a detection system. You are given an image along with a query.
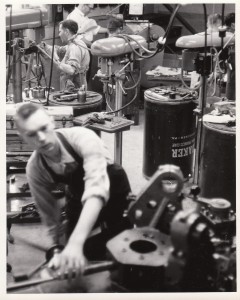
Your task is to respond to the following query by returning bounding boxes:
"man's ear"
[65,28,70,36]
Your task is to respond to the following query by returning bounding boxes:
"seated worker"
[67,4,109,46]
[14,103,131,278]
[107,18,124,36]
[207,13,222,32]
[41,19,90,91]
[225,13,235,33]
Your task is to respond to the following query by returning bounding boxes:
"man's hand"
[39,42,60,65]
[48,242,87,280]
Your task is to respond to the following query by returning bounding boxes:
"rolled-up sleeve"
[63,127,110,205]
[64,46,81,74]
[26,157,62,243]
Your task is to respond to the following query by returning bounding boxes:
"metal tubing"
[163,4,197,34]
[7,261,115,292]
[193,76,208,184]
[12,42,22,103]
[114,79,123,165]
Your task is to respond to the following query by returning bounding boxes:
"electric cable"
[39,55,48,86]
[124,70,141,90]
[114,4,181,60]
[105,89,114,112]
[120,34,156,54]
[106,86,138,115]
[180,67,202,91]
[105,74,139,115]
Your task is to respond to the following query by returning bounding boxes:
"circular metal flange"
[107,227,171,267]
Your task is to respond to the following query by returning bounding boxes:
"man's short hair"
[14,103,45,127]
[60,19,78,35]
[108,19,123,33]
[63,4,75,14]
[225,13,235,27]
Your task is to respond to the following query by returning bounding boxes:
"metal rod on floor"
[7,261,116,291]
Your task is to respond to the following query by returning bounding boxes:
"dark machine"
[7,164,236,293]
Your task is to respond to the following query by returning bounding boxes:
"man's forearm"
[58,62,75,75]
[67,197,104,248]
[98,27,109,34]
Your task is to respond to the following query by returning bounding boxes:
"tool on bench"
[7,202,40,223]
[81,112,106,127]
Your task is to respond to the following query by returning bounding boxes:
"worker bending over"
[15,103,131,278]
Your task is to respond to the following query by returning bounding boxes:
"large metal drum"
[198,122,236,210]
[48,91,103,117]
[143,87,197,179]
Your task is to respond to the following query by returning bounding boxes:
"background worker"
[14,102,131,278]
[107,18,124,36]
[207,13,222,32]
[41,19,90,91]
[67,4,109,47]
[225,12,235,33]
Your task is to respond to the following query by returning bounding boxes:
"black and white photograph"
[4,1,237,297]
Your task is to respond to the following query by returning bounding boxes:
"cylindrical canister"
[143,87,197,179]
[198,121,236,210]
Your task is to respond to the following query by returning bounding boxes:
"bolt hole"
[130,240,157,254]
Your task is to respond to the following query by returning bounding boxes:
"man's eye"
[41,126,47,132]
[27,132,36,137]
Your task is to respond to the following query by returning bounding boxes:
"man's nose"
[37,131,46,142]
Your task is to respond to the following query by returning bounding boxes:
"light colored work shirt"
[58,35,90,90]
[26,127,113,242]
[67,7,100,44]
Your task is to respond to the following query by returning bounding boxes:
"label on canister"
[171,132,196,158]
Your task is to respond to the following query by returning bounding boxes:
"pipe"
[163,4,197,34]
[7,261,116,292]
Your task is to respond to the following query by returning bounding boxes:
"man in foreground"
[15,103,131,278]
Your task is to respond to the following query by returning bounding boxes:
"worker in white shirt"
[67,4,109,46]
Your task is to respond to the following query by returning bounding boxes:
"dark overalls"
[40,132,131,259]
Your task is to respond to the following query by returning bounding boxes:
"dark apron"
[40,132,131,257]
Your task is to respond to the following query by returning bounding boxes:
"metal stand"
[193,75,208,184]
[12,34,22,103]
[114,79,123,165]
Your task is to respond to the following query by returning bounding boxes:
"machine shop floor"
[7,109,195,292]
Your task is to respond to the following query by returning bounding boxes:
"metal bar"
[149,197,170,228]
[7,261,116,292]
[114,79,123,165]
[163,4,197,34]
[12,37,22,103]
[193,76,208,184]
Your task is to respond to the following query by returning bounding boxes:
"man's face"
[18,109,58,154]
[59,24,68,44]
